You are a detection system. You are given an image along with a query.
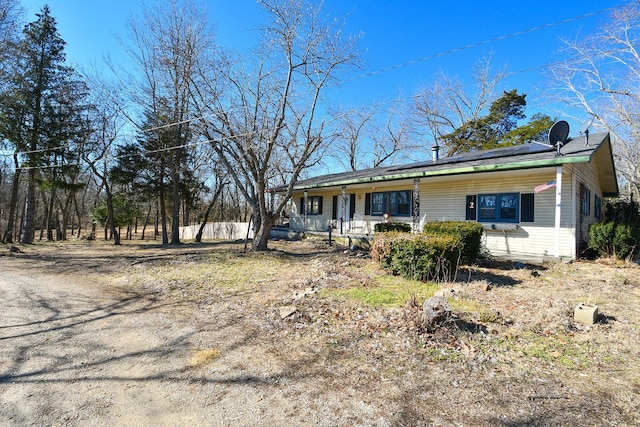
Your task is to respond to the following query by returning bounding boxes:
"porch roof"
[275,132,618,197]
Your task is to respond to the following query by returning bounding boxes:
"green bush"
[602,198,640,228]
[374,221,412,233]
[371,232,462,282]
[589,222,636,260]
[422,221,484,265]
[588,198,640,260]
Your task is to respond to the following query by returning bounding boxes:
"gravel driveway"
[0,254,382,426]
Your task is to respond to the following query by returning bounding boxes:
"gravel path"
[0,256,382,426]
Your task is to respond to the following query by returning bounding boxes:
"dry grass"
[189,348,222,367]
[5,237,639,425]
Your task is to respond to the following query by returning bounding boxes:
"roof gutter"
[284,155,593,191]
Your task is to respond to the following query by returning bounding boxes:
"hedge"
[371,232,462,282]
[374,221,412,233]
[589,221,637,260]
[422,221,484,265]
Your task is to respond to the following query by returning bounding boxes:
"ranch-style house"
[279,131,618,263]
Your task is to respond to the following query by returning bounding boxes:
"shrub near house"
[423,221,484,265]
[371,221,482,282]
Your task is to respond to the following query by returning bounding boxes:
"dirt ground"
[0,239,639,426]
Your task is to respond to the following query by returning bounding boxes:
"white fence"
[179,222,253,241]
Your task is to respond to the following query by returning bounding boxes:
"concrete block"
[574,303,598,324]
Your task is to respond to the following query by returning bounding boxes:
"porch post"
[554,166,563,258]
[413,178,421,232]
[303,190,308,232]
[341,185,347,234]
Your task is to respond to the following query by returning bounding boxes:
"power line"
[0,3,628,169]
[350,4,623,82]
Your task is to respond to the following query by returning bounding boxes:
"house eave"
[288,155,593,191]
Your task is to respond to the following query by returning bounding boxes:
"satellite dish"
[548,120,570,155]
[548,120,570,146]
[580,117,595,146]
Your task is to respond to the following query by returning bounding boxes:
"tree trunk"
[195,184,224,243]
[3,160,21,244]
[39,188,48,241]
[60,191,74,241]
[73,192,82,238]
[18,194,26,242]
[46,188,56,241]
[21,168,37,244]
[159,189,168,245]
[252,212,275,251]
[105,186,121,245]
[169,167,181,245]
[141,204,152,240]
[154,201,159,240]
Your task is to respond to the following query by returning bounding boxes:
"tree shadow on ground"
[458,259,548,287]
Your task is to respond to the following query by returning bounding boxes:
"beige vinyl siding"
[573,161,604,254]
[291,181,416,232]
[291,166,588,260]
[420,168,577,260]
[290,189,334,231]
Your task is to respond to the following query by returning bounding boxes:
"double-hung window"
[370,190,411,216]
[478,193,519,223]
[300,195,323,215]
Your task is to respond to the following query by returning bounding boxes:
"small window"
[370,190,412,216]
[300,196,323,215]
[477,193,519,223]
[594,195,602,219]
[581,184,591,216]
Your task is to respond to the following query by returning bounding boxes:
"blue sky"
[21,0,625,134]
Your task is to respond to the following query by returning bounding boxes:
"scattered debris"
[9,246,23,254]
[279,305,297,319]
[293,286,317,300]
[434,288,458,298]
[574,303,599,324]
[421,296,452,328]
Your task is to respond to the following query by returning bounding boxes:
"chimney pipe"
[431,144,440,162]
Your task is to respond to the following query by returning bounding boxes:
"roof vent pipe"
[431,144,440,162]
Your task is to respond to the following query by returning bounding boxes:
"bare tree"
[0,0,22,80]
[1,1,26,243]
[122,0,212,245]
[548,3,640,199]
[82,72,128,245]
[412,56,506,156]
[329,102,420,171]
[193,0,359,251]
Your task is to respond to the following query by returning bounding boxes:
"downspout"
[554,166,563,258]
[571,171,577,259]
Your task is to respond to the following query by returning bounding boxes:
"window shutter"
[332,195,338,220]
[318,196,323,215]
[365,193,371,215]
[521,193,534,222]
[350,194,356,219]
[465,195,477,220]
[300,197,304,214]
